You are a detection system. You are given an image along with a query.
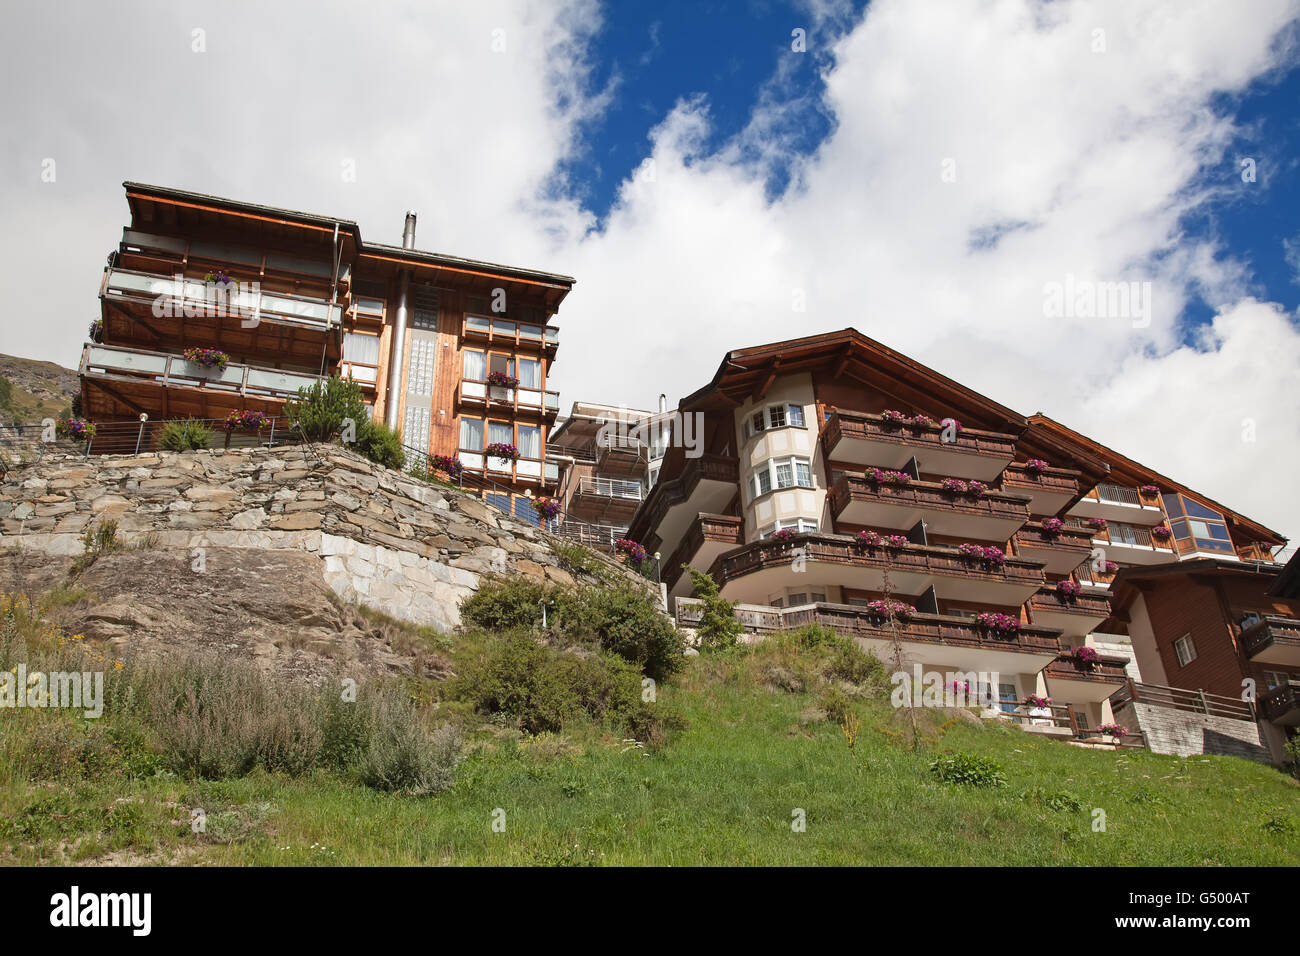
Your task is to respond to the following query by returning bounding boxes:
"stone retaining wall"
[0,444,647,631]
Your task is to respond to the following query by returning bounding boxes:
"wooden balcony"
[1259,684,1300,726]
[710,533,1047,607]
[1028,584,1111,639]
[462,314,559,355]
[1013,522,1094,574]
[79,343,321,422]
[569,475,645,524]
[456,378,560,420]
[1070,481,1165,525]
[664,514,744,592]
[675,598,1061,669]
[99,265,342,368]
[1087,522,1177,565]
[632,453,739,552]
[1240,616,1300,667]
[1043,653,1128,703]
[456,449,558,488]
[999,461,1081,516]
[821,410,1017,481]
[830,474,1030,541]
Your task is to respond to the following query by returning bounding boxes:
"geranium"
[485,370,520,388]
[1100,560,1119,573]
[1151,525,1172,541]
[958,543,1006,568]
[1096,722,1128,738]
[485,442,519,461]
[224,409,270,431]
[88,319,103,343]
[204,269,238,288]
[615,538,648,565]
[1024,458,1049,475]
[771,528,794,541]
[1073,646,1100,664]
[55,417,96,442]
[1139,484,1160,496]
[1085,517,1108,531]
[865,599,915,622]
[183,347,229,370]
[1040,517,1064,537]
[1023,694,1052,708]
[854,530,908,550]
[940,417,962,435]
[531,496,562,520]
[942,478,985,497]
[1055,580,1082,602]
[909,414,936,428]
[879,409,909,426]
[865,467,911,486]
[427,454,463,480]
[974,612,1019,636]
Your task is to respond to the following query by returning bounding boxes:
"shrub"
[789,624,840,648]
[684,566,745,653]
[459,578,686,681]
[158,418,214,451]
[72,519,120,572]
[1020,787,1084,812]
[354,419,406,471]
[827,641,888,691]
[285,375,368,442]
[360,701,461,796]
[821,686,853,726]
[930,752,1005,787]
[451,630,682,743]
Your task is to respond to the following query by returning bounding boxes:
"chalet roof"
[679,328,1028,433]
[1266,550,1300,599]
[1028,414,1286,547]
[121,182,576,288]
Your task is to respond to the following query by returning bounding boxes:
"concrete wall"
[1113,700,1272,764]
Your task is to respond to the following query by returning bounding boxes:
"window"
[488,353,514,378]
[751,412,766,434]
[343,332,379,366]
[771,598,784,609]
[1239,612,1261,632]
[1263,671,1291,691]
[748,404,807,437]
[488,421,513,446]
[998,682,1018,714]
[517,425,541,459]
[1075,711,1090,731]
[1164,494,1234,553]
[788,593,808,607]
[517,358,541,389]
[751,456,814,498]
[811,591,827,603]
[1173,634,1197,667]
[788,404,805,427]
[460,417,484,451]
[463,350,486,381]
[768,405,786,428]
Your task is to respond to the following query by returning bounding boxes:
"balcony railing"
[577,476,644,501]
[456,449,557,484]
[665,514,745,588]
[458,378,560,415]
[830,474,1030,523]
[1259,684,1300,723]
[463,315,559,350]
[101,266,342,331]
[1096,482,1142,507]
[675,598,1061,656]
[1108,680,1256,722]
[822,410,1018,462]
[1044,654,1129,684]
[80,343,322,403]
[713,533,1046,588]
[1014,522,1094,553]
[1239,616,1300,662]
[1028,586,1112,617]
[1000,461,1081,497]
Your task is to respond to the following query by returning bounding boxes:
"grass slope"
[3,628,1297,866]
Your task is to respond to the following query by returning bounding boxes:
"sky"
[1,0,1297,545]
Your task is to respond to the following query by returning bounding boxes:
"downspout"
[384,211,417,430]
[321,221,340,379]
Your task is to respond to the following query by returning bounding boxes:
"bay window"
[750,456,814,498]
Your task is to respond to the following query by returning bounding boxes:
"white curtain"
[488,421,513,446]
[517,358,541,389]
[517,425,541,459]
[462,350,486,380]
[460,418,483,450]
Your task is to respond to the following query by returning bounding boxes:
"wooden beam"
[753,358,781,400]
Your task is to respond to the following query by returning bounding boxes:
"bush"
[789,624,841,648]
[930,752,1006,787]
[451,630,684,744]
[1287,734,1300,781]
[684,566,745,652]
[360,700,461,796]
[826,641,888,691]
[285,375,367,442]
[459,578,686,682]
[354,419,406,471]
[158,418,214,451]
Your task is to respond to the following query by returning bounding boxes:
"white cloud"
[0,0,1296,540]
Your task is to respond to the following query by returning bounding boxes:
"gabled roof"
[1029,413,1286,547]
[680,328,1028,433]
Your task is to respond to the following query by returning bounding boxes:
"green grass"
[3,632,1297,865]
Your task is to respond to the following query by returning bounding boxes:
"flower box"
[531,496,562,521]
[484,442,519,462]
[55,417,96,442]
[1055,580,1082,602]
[1085,517,1108,531]
[864,467,911,486]
[485,371,520,389]
[1024,458,1050,475]
[1138,484,1160,496]
[615,538,648,566]
[865,599,915,622]
[225,409,270,432]
[1151,525,1172,541]
[1040,517,1064,537]
[1095,722,1128,739]
[974,612,1019,636]
[427,454,463,480]
[183,347,230,371]
[958,543,1006,568]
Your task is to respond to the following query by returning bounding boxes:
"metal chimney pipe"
[384,212,418,430]
[658,393,667,414]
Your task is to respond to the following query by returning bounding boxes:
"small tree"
[684,566,745,651]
